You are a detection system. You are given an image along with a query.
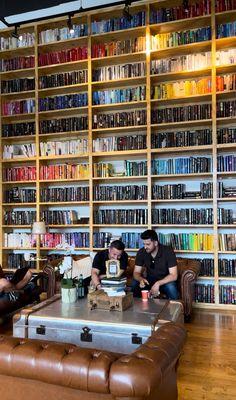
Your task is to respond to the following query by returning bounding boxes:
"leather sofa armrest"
[110,322,186,400]
[40,265,56,299]
[177,258,201,320]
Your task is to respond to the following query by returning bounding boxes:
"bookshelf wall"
[0,0,236,309]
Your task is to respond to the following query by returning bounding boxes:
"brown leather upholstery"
[48,255,200,320]
[126,256,200,320]
[0,322,186,400]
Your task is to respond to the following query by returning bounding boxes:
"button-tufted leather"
[0,322,186,400]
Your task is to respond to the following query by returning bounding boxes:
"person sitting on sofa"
[132,229,179,300]
[0,266,33,301]
[91,240,128,290]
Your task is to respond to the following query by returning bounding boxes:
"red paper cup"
[141,290,149,301]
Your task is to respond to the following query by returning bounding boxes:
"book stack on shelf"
[0,0,235,310]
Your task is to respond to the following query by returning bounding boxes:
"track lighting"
[11,25,20,39]
[123,0,132,22]
[183,0,189,13]
[79,0,83,12]
[67,13,74,34]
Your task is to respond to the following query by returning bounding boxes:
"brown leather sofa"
[126,256,201,321]
[0,322,186,400]
[0,265,55,319]
[48,255,200,321]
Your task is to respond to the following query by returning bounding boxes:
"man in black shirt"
[133,230,178,300]
[91,240,128,290]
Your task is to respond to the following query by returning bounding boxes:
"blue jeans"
[131,279,179,300]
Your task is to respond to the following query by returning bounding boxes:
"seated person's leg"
[15,270,32,290]
[160,281,179,300]
[131,278,142,297]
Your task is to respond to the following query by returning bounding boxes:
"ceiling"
[0,0,129,29]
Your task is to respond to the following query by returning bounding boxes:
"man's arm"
[91,267,102,289]
[133,265,149,288]
[150,266,177,295]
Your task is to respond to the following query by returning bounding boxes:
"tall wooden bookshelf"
[0,0,235,309]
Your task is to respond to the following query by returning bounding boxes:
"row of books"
[92,62,146,82]
[39,70,88,89]
[39,116,88,134]
[91,12,146,34]
[39,24,88,44]
[121,232,144,249]
[92,86,146,105]
[199,258,214,277]
[219,259,236,277]
[38,46,88,67]
[221,285,236,306]
[4,233,33,248]
[40,139,88,156]
[217,22,236,39]
[7,254,36,270]
[3,166,36,182]
[158,232,214,251]
[151,104,212,124]
[152,78,212,100]
[219,234,236,251]
[40,233,89,248]
[217,127,236,144]
[218,208,235,224]
[1,78,35,94]
[0,56,35,72]
[152,208,213,225]
[152,182,213,200]
[4,188,36,203]
[195,284,214,303]
[216,74,236,92]
[93,209,148,225]
[39,164,89,180]
[40,186,89,202]
[220,285,236,304]
[150,1,211,24]
[218,182,236,198]
[217,155,236,172]
[216,49,236,65]
[93,110,147,129]
[93,160,147,178]
[217,100,236,118]
[2,99,35,116]
[0,33,35,51]
[93,134,147,152]
[2,122,35,138]
[3,144,36,159]
[215,0,236,12]
[151,52,211,75]
[4,211,36,225]
[93,232,112,248]
[151,157,212,175]
[91,36,146,58]
[151,129,212,148]
[93,185,148,201]
[151,27,211,51]
[39,93,88,111]
[41,210,79,225]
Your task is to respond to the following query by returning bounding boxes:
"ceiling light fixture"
[11,24,20,39]
[67,13,75,34]
[123,0,132,22]
[183,0,189,13]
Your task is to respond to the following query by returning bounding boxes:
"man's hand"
[139,278,149,288]
[150,282,160,296]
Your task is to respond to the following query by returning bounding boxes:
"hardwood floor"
[1,309,236,399]
[178,309,236,400]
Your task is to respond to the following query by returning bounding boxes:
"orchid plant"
[55,244,77,288]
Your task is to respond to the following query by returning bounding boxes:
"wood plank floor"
[178,309,236,400]
[1,309,236,399]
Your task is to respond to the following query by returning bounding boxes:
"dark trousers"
[131,278,179,300]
